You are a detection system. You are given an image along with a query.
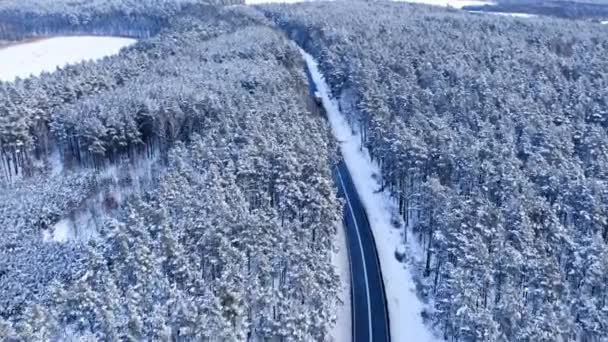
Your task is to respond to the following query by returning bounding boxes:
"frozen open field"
[0,36,135,82]
[246,0,493,7]
[392,0,494,8]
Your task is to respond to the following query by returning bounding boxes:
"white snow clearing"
[602,20,608,24]
[393,0,494,9]
[301,49,437,342]
[0,36,135,82]
[42,219,73,242]
[42,213,99,243]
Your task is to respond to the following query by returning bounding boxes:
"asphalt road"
[335,161,390,342]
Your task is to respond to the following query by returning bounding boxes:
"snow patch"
[50,219,73,242]
[42,219,74,242]
[301,49,437,342]
[602,20,608,24]
[41,154,159,243]
[393,0,494,9]
[49,149,64,176]
[0,36,135,82]
[43,213,99,243]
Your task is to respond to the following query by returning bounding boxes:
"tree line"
[0,0,244,41]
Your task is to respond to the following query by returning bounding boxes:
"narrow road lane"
[302,48,390,341]
[335,161,390,342]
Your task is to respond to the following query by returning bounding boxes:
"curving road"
[303,50,390,341]
[335,161,390,342]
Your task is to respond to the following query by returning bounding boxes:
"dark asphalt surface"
[303,57,390,341]
[335,161,390,342]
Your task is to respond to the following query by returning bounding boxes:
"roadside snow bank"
[330,221,352,342]
[0,36,135,82]
[301,49,437,342]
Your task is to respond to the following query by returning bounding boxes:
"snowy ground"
[0,36,135,82]
[330,221,352,342]
[393,0,494,9]
[42,214,99,243]
[42,219,74,243]
[245,0,322,4]
[302,49,437,342]
[491,12,536,18]
[246,0,491,7]
[602,20,608,24]
[469,10,537,18]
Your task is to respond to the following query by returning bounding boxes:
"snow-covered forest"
[2,0,608,341]
[0,0,243,40]
[0,3,343,340]
[264,2,608,341]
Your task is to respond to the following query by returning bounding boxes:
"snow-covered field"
[602,20,608,24]
[469,10,537,18]
[492,12,535,18]
[0,36,135,82]
[245,0,321,3]
[302,49,437,342]
[246,0,492,7]
[394,0,494,8]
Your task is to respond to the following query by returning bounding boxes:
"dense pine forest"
[0,0,242,40]
[265,2,608,341]
[2,0,608,341]
[0,3,342,340]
